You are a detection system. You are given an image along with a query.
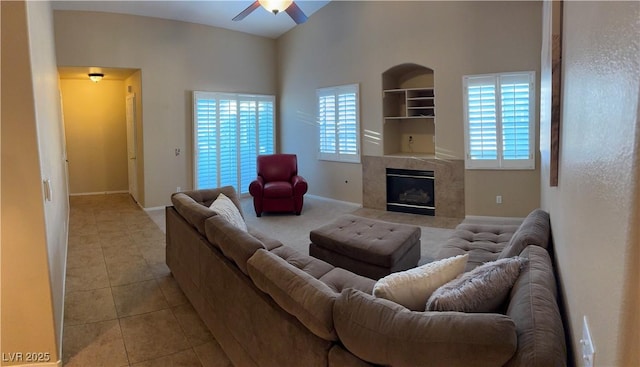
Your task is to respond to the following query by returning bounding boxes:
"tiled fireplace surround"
[362,155,465,218]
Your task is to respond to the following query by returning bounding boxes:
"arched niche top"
[382,63,434,90]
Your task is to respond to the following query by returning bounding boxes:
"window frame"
[192,91,275,193]
[462,71,536,170]
[316,83,361,164]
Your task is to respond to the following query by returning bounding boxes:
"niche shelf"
[382,64,435,156]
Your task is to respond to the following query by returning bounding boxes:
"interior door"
[126,93,139,202]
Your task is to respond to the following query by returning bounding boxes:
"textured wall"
[277,1,542,215]
[1,0,67,363]
[54,11,277,207]
[540,2,640,365]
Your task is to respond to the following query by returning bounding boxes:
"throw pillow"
[209,193,247,232]
[426,256,527,313]
[372,254,468,311]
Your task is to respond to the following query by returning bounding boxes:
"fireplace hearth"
[386,168,435,215]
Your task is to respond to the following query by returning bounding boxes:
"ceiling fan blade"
[233,0,261,21]
[285,2,307,24]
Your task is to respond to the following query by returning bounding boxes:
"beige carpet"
[239,195,462,264]
[149,195,462,264]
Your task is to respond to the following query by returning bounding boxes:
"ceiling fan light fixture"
[258,0,293,14]
[88,73,104,83]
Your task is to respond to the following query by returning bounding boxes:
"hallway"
[63,193,232,366]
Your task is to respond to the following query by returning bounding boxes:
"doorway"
[58,67,143,205]
[126,93,139,202]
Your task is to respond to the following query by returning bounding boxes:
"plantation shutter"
[500,74,532,162]
[193,91,275,193]
[317,84,360,163]
[338,92,358,156]
[239,99,257,193]
[258,100,274,155]
[219,97,238,188]
[465,76,498,166]
[463,72,535,170]
[195,97,218,189]
[318,94,336,155]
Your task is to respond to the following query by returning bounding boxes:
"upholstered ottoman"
[309,214,421,279]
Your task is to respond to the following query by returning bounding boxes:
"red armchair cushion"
[264,182,293,198]
[259,155,297,182]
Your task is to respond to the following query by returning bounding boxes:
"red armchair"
[249,154,308,217]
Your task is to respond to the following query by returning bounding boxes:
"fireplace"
[386,168,435,215]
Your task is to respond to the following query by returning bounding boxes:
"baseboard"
[464,215,525,224]
[306,194,362,208]
[144,206,166,212]
[69,190,128,196]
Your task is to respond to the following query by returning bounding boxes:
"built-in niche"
[382,64,435,156]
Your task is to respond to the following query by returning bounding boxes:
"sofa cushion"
[499,209,550,259]
[248,227,284,251]
[373,254,468,311]
[171,186,242,235]
[204,215,265,275]
[426,256,526,313]
[319,268,375,295]
[247,249,339,341]
[435,223,520,271]
[268,246,374,294]
[328,345,373,367]
[333,288,518,367]
[270,246,335,279]
[209,192,247,232]
[504,246,567,367]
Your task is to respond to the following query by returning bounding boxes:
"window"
[317,84,360,163]
[463,71,535,170]
[193,91,274,194]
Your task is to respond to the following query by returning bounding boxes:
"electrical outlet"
[176,186,181,192]
[175,148,181,156]
[496,195,502,204]
[581,316,595,367]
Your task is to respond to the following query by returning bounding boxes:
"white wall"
[540,2,640,366]
[1,0,68,363]
[54,11,277,207]
[277,1,542,214]
[27,1,71,357]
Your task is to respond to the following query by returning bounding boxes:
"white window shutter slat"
[463,72,535,170]
[193,92,275,193]
[317,84,360,163]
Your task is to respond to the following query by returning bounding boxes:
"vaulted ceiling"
[51,0,331,39]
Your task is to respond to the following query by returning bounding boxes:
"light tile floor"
[63,194,233,367]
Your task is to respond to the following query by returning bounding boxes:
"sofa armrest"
[249,176,265,197]
[179,185,242,209]
[291,175,308,196]
[504,246,566,367]
[171,186,244,235]
[170,193,216,235]
[334,288,517,367]
[499,208,550,259]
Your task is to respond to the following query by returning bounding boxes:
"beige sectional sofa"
[166,187,566,367]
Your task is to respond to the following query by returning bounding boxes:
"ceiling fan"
[233,0,308,24]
